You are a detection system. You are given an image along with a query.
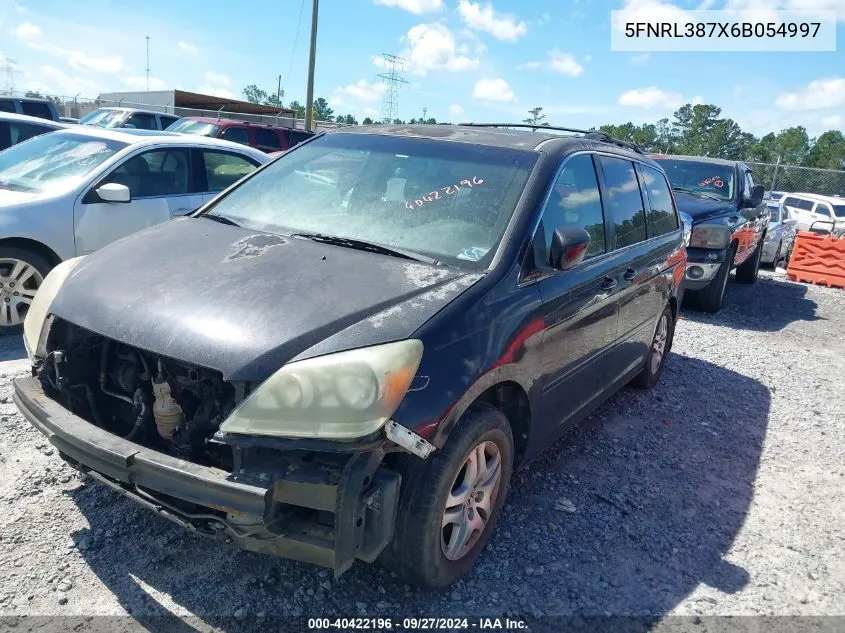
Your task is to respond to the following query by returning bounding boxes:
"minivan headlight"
[689,224,731,249]
[23,257,85,361]
[219,340,424,440]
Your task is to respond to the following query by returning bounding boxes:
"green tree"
[807,130,845,170]
[242,84,269,104]
[362,116,374,125]
[287,100,306,118]
[523,106,546,126]
[312,97,334,122]
[24,90,61,106]
[336,114,358,125]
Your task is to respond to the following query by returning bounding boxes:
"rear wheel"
[632,304,675,389]
[380,404,513,588]
[0,247,52,329]
[768,241,782,268]
[736,237,763,284]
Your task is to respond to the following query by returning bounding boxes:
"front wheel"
[693,245,735,314]
[736,237,763,284]
[0,247,52,329]
[380,404,513,588]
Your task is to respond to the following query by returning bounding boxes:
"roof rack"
[458,122,644,155]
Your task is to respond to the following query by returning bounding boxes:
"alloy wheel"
[0,258,43,327]
[650,313,669,374]
[441,441,502,561]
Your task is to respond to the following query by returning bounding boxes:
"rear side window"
[124,113,157,130]
[639,165,679,237]
[21,101,53,120]
[160,116,179,129]
[598,156,647,248]
[796,199,814,211]
[540,154,606,261]
[816,203,831,217]
[221,127,250,145]
[783,196,798,207]
[255,128,282,151]
[0,100,16,113]
[10,122,52,145]
[201,151,260,192]
[0,122,10,150]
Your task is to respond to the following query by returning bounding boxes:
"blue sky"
[1,0,843,135]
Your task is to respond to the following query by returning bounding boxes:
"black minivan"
[16,124,686,588]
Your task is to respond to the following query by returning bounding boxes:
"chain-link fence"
[3,90,351,131]
[748,161,845,197]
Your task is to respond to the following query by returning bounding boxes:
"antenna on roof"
[145,36,150,91]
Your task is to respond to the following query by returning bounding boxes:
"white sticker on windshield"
[457,247,489,262]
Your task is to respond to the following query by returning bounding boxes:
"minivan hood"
[673,191,736,223]
[0,188,39,206]
[49,218,480,381]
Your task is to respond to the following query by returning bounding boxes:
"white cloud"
[821,114,842,127]
[67,51,123,74]
[517,61,542,71]
[373,0,443,14]
[472,77,516,103]
[335,79,387,103]
[537,13,551,25]
[363,107,380,117]
[775,77,845,111]
[619,86,685,109]
[123,76,166,90]
[548,50,584,77]
[449,104,465,118]
[724,0,845,23]
[23,65,106,97]
[612,0,694,32]
[404,23,480,75]
[203,71,231,87]
[12,21,40,39]
[178,41,197,54]
[457,1,527,42]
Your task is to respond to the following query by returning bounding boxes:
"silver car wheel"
[441,440,502,561]
[0,258,44,327]
[650,313,669,374]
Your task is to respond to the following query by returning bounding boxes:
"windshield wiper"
[672,186,722,201]
[290,233,441,265]
[198,213,241,227]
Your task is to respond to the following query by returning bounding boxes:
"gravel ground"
[0,267,843,630]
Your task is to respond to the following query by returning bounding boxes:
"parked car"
[166,116,315,153]
[0,112,66,151]
[780,192,845,236]
[0,96,61,122]
[762,200,798,267]
[652,155,768,313]
[15,123,686,587]
[79,107,180,131]
[0,127,267,327]
[763,190,787,203]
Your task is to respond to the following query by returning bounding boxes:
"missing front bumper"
[13,375,400,576]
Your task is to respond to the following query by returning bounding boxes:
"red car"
[166,116,314,153]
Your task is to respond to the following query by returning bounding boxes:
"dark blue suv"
[16,123,686,588]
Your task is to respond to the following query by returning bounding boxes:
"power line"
[377,53,408,124]
[286,0,307,85]
[0,57,20,95]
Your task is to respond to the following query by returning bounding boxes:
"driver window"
[744,171,755,199]
[540,154,606,264]
[103,149,190,198]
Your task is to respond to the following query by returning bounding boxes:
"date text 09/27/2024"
[307,617,528,630]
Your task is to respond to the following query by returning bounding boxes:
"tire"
[768,241,782,269]
[736,237,763,284]
[784,242,794,267]
[632,304,675,389]
[0,247,53,330]
[379,403,514,588]
[693,244,735,314]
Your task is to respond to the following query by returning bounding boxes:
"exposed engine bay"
[37,319,242,467]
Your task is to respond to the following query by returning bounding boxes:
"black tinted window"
[160,116,179,129]
[10,122,52,145]
[124,113,157,130]
[599,156,647,248]
[202,151,259,192]
[221,127,250,145]
[0,100,16,113]
[541,154,606,261]
[816,204,831,217]
[255,128,282,150]
[288,131,314,147]
[105,149,190,197]
[21,101,53,120]
[0,122,10,150]
[797,199,814,211]
[640,165,679,237]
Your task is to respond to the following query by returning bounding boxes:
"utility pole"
[304,0,319,131]
[145,36,150,91]
[377,53,408,124]
[0,57,20,95]
[771,154,781,192]
[277,74,282,105]
[422,106,427,123]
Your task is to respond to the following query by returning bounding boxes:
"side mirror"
[550,227,591,271]
[680,211,693,246]
[96,183,131,203]
[745,184,765,208]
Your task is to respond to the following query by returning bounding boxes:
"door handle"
[601,276,618,291]
[623,268,637,282]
